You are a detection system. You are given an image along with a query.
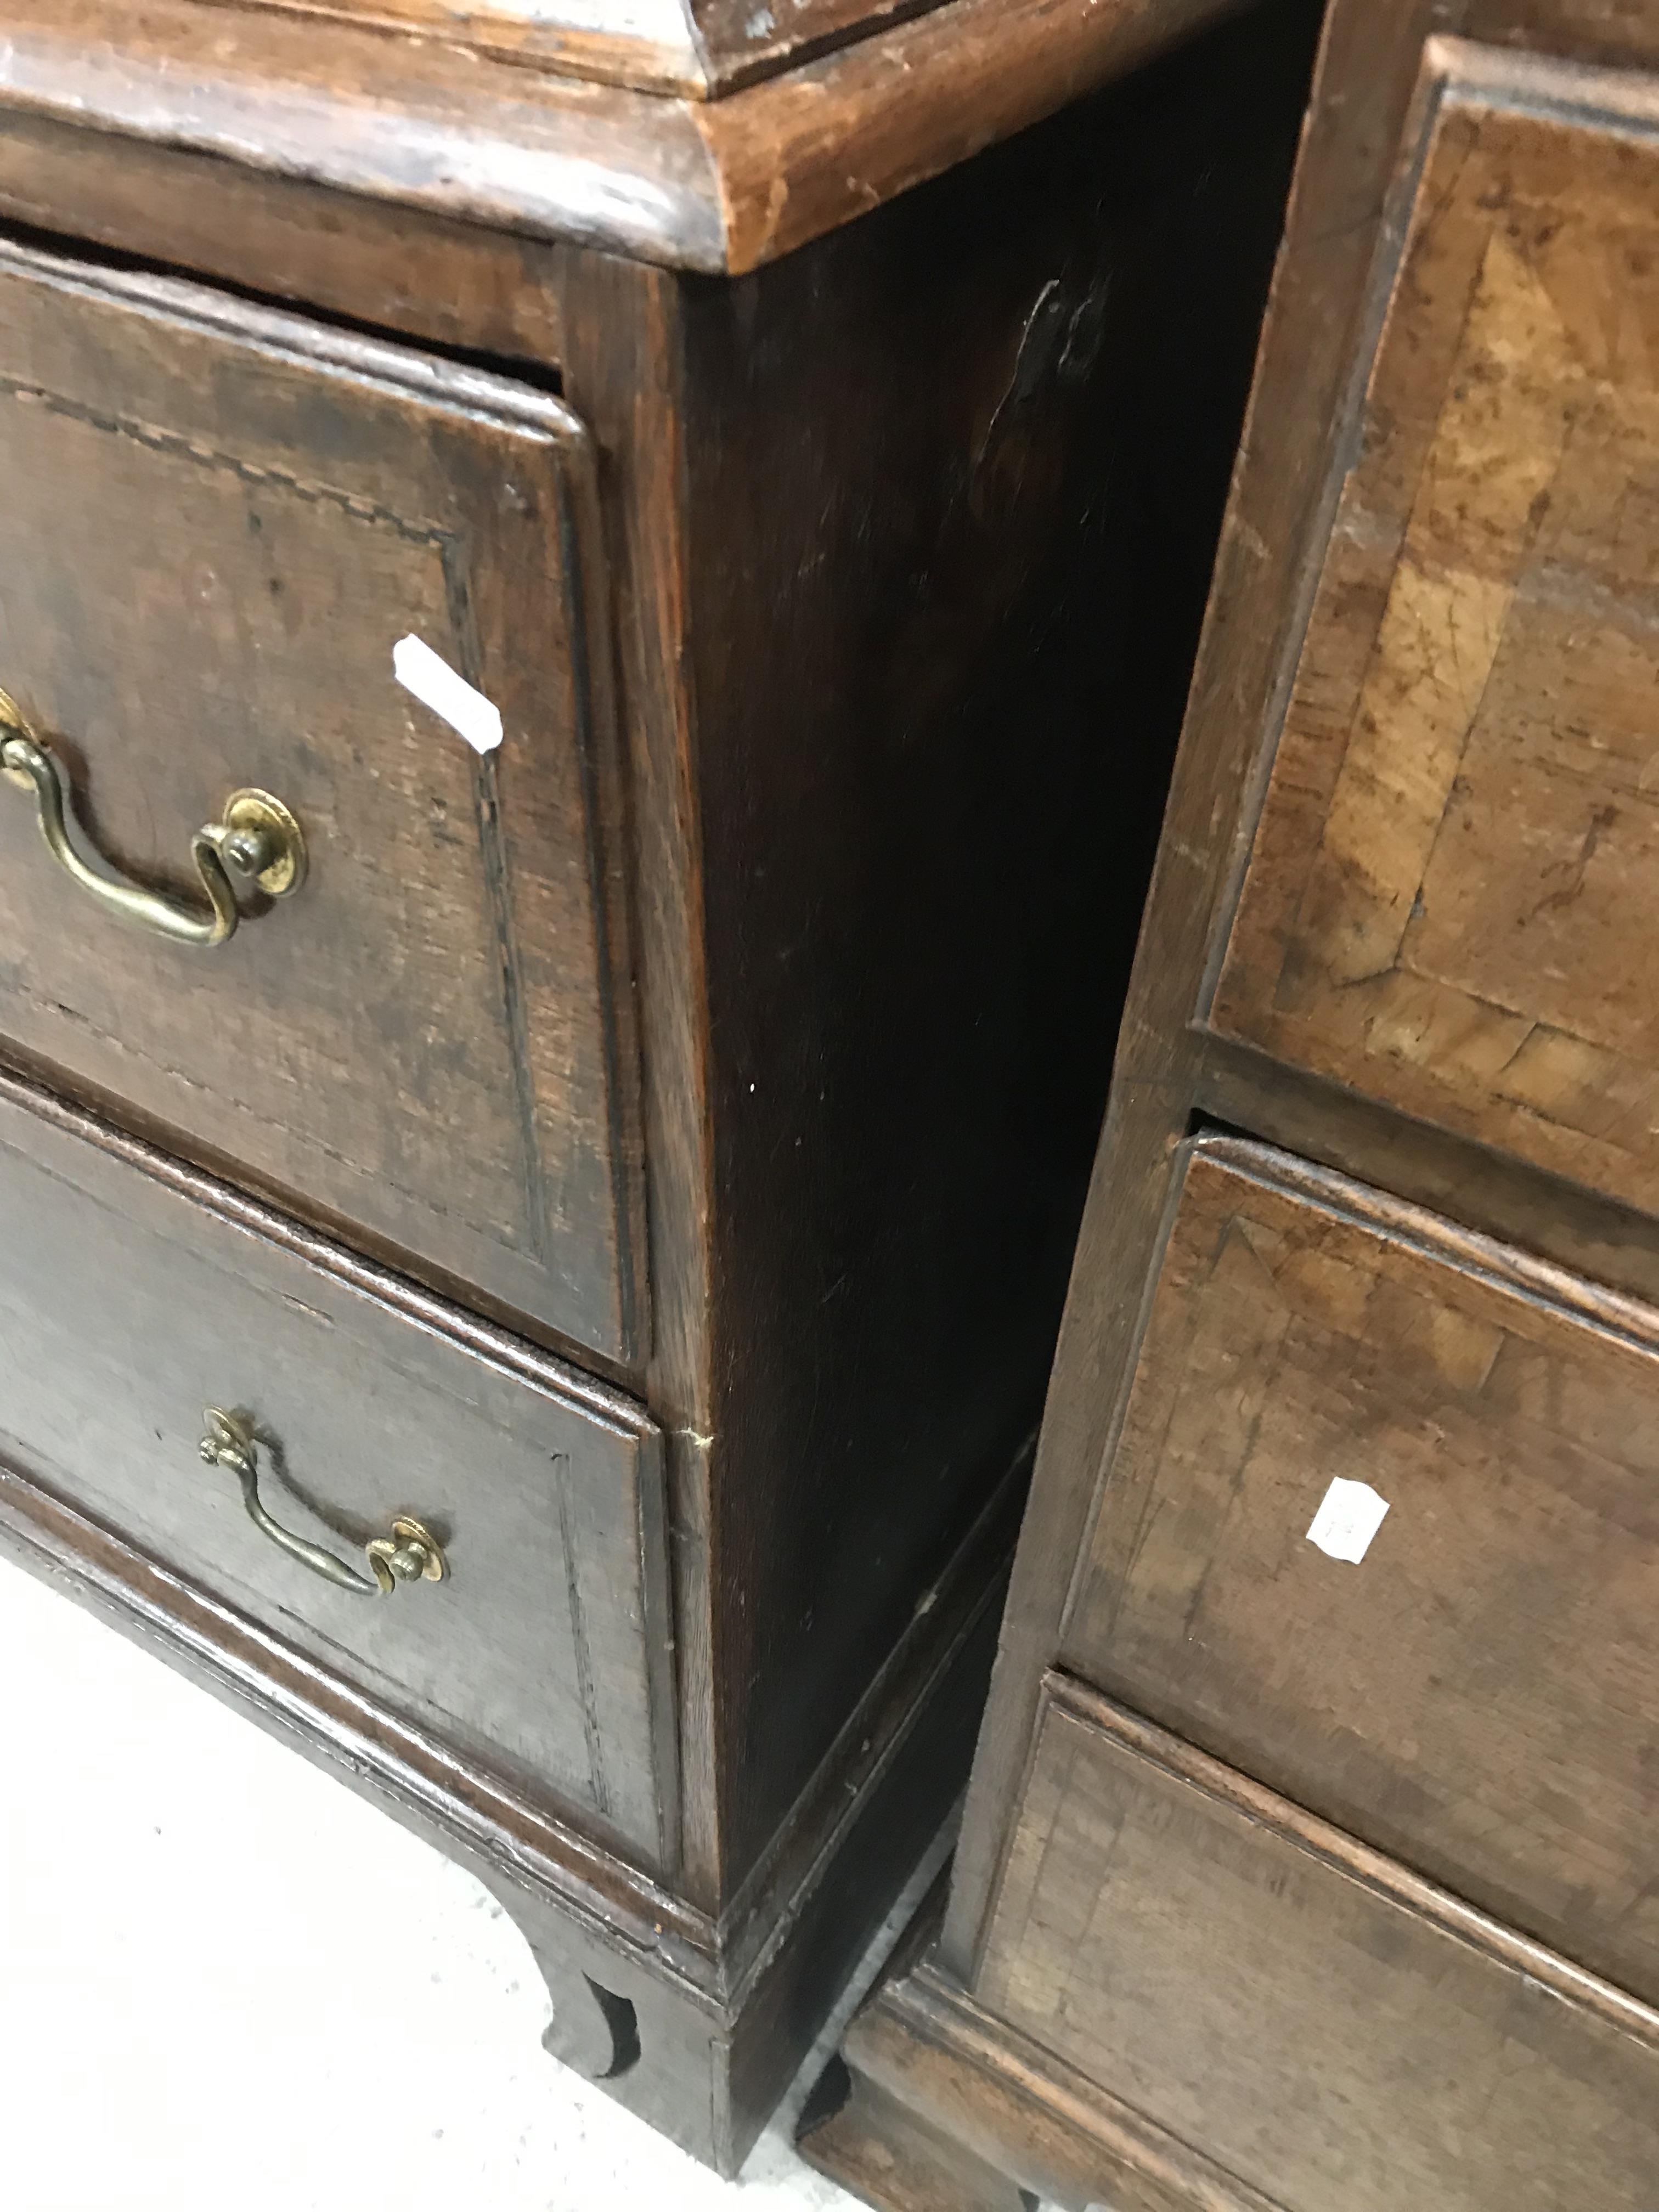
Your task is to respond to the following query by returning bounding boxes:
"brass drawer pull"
[198,1407,448,1597]
[0,690,306,947]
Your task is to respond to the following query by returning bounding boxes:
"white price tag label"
[393,634,503,755]
[1306,1477,1390,1564]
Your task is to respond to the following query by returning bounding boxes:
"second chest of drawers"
[804,8,1659,2207]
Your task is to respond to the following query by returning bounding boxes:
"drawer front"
[1063,1135,1659,2006]
[0,236,642,1362]
[1209,53,1659,1221]
[978,1679,1659,2212]
[0,1070,672,1867]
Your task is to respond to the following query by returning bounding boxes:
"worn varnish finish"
[1212,72,1659,1227]
[193,0,972,98]
[974,1683,1659,2212]
[814,1686,1659,2211]
[0,0,1259,275]
[0,1068,673,1862]
[947,8,1659,1983]
[0,238,642,1367]
[805,6,1659,2210]
[677,7,1322,1883]
[1068,1135,1659,2005]
[816,1945,1292,2212]
[0,0,1325,2177]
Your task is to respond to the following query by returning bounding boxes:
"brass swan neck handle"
[0,689,306,947]
[199,1408,448,1599]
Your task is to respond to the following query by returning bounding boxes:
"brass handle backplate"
[198,1408,448,1598]
[0,689,306,947]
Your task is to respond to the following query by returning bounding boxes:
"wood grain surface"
[1212,54,1659,1226]
[807,1947,1288,2211]
[189,0,963,98]
[845,8,1659,2210]
[0,1063,674,1866]
[941,0,1366,1978]
[196,0,1251,108]
[677,2,1323,1884]
[0,0,1259,273]
[0,0,1333,2168]
[977,1678,1659,2212]
[1064,1133,1659,2005]
[191,0,710,95]
[0,233,645,1365]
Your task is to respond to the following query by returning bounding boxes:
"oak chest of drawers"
[804,1,1659,2205]
[0,0,1323,2173]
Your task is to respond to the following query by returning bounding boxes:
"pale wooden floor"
[0,1548,950,2212]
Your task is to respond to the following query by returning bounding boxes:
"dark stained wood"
[712,1559,1009,2167]
[944,0,1450,1978]
[0,1129,1013,2169]
[679,2,1323,1883]
[1065,1133,1659,2005]
[0,1423,715,1957]
[973,1679,1659,2212]
[0,10,1321,1922]
[689,0,946,97]
[1211,55,1659,1229]
[0,0,730,273]
[0,106,575,370]
[691,0,1252,272]
[496,1620,1010,2179]
[544,246,729,1908]
[714,1462,1025,2004]
[0,1063,674,1866]
[0,233,645,1366]
[0,0,1269,276]
[0,0,1330,2176]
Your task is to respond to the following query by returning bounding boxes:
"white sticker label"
[393,635,503,755]
[1306,1477,1390,1564]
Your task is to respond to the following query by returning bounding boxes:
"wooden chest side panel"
[1062,1135,1659,2005]
[678,4,1324,1883]
[1209,53,1659,1218]
[978,1681,1659,2212]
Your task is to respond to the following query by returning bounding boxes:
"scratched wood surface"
[0,234,645,1365]
[0,0,1327,2171]
[0,1065,673,1864]
[189,0,922,96]
[0,0,1257,273]
[1211,84,1659,1223]
[976,1681,1659,2212]
[186,0,1239,104]
[1063,1133,1659,2007]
